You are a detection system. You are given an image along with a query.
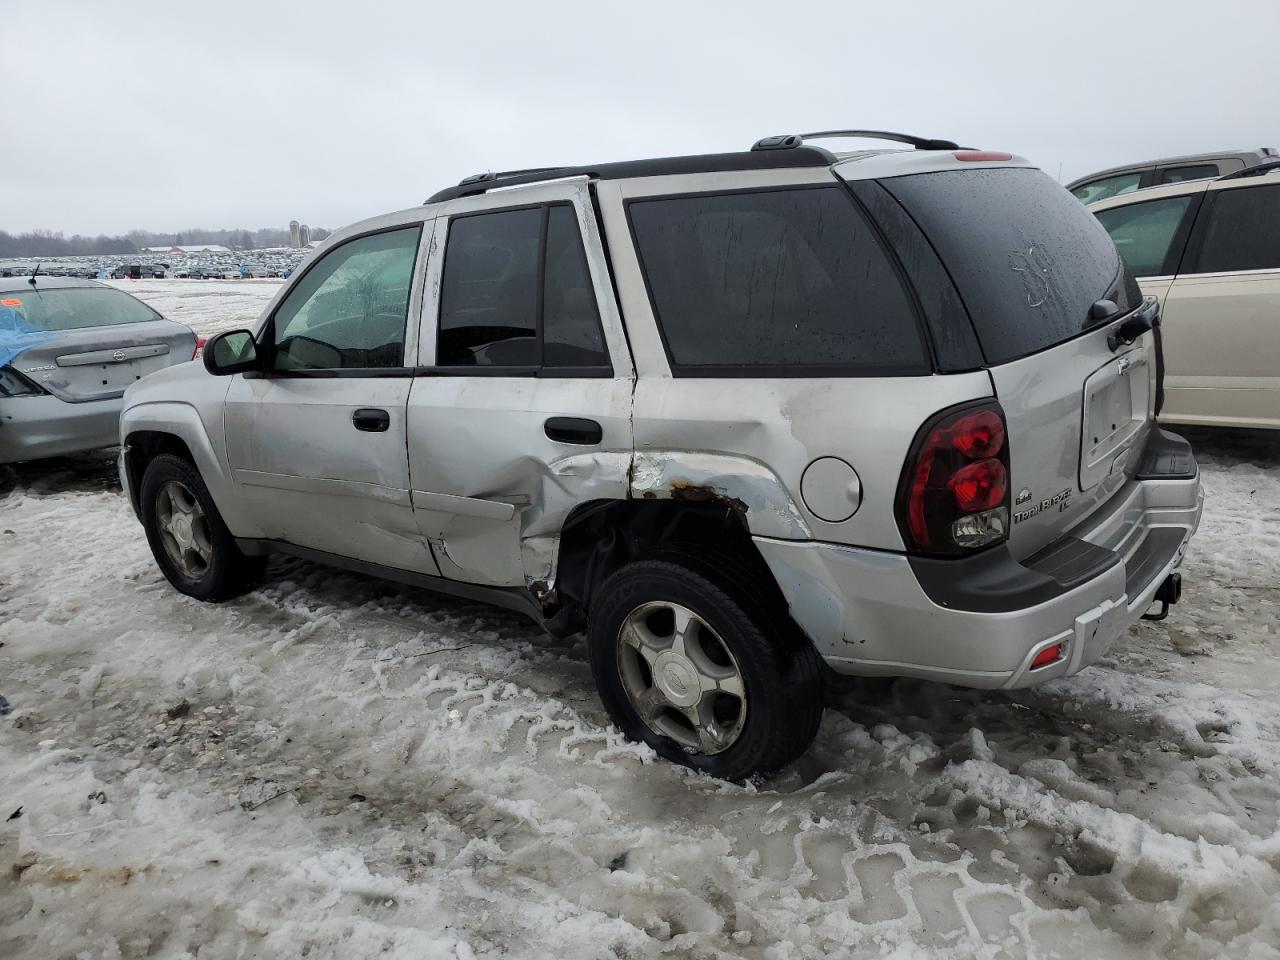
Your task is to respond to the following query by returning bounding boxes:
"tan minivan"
[1090,163,1280,430]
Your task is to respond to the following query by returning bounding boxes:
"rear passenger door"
[1159,179,1280,428]
[1092,188,1206,305]
[407,183,634,588]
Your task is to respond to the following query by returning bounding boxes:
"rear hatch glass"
[878,167,1143,364]
[0,285,160,331]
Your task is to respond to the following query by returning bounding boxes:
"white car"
[1089,161,1280,430]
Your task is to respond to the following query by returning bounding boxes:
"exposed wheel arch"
[123,430,197,515]
[552,498,804,647]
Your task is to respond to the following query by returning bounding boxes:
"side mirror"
[203,329,260,376]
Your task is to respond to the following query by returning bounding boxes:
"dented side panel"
[629,374,993,551]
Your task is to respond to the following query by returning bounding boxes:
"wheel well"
[123,431,195,512]
[552,499,790,636]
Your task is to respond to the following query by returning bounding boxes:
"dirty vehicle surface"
[119,131,1203,779]
[1,276,196,463]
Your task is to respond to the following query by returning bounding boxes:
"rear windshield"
[0,286,158,331]
[627,186,928,375]
[882,168,1142,365]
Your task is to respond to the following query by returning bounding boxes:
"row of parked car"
[0,253,305,282]
[2,131,1273,779]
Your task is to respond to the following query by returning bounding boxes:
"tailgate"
[869,164,1155,559]
[989,321,1155,558]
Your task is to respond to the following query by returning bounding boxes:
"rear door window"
[1070,172,1142,204]
[626,186,926,375]
[437,204,611,371]
[1184,183,1280,273]
[1094,195,1194,277]
[882,167,1142,365]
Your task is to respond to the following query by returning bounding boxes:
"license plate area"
[1080,347,1149,491]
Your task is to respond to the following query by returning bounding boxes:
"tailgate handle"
[352,408,390,433]
[1107,311,1153,352]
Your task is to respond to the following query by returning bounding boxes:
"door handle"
[544,416,602,445]
[352,408,391,432]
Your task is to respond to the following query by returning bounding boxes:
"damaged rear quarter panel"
[629,374,994,550]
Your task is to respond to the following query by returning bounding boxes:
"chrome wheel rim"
[155,480,213,579]
[617,601,747,755]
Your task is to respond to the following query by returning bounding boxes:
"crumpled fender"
[628,451,811,540]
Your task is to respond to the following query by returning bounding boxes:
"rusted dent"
[669,481,750,524]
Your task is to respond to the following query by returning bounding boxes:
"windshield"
[881,167,1142,365]
[0,285,159,331]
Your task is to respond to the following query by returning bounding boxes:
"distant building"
[143,244,232,254]
[289,220,301,247]
[298,224,311,247]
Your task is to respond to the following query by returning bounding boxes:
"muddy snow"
[2,283,1279,959]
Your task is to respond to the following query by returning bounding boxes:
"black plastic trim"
[909,537,1121,613]
[1134,428,1196,480]
[233,538,545,622]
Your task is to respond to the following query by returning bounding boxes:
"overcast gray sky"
[5,0,1277,236]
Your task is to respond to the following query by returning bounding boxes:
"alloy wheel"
[616,601,748,755]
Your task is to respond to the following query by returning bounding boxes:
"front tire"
[588,558,823,780]
[139,453,266,601]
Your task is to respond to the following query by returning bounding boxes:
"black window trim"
[248,222,425,380]
[432,200,615,378]
[623,183,935,379]
[1178,182,1280,277]
[1094,190,1206,279]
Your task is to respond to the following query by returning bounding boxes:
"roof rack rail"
[752,129,966,152]
[1217,157,1280,181]
[424,147,836,204]
[457,166,569,186]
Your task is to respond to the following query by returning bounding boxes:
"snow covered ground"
[103,278,284,337]
[2,283,1279,959]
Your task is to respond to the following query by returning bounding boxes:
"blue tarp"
[0,302,57,369]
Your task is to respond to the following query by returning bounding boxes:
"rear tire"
[588,557,824,781]
[139,453,266,601]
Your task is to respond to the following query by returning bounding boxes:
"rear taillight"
[0,366,44,397]
[897,401,1011,554]
[192,337,207,360]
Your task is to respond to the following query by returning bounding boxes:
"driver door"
[223,220,439,575]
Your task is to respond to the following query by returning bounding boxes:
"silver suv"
[119,130,1203,780]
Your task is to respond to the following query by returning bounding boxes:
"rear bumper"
[755,429,1202,689]
[0,394,122,464]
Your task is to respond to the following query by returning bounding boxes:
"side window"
[438,209,541,366]
[271,226,420,370]
[1071,172,1142,204]
[437,204,610,370]
[1094,195,1194,277]
[1157,164,1218,185]
[1186,184,1280,274]
[627,187,926,374]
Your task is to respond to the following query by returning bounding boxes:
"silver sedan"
[0,276,196,463]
